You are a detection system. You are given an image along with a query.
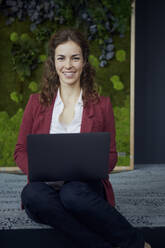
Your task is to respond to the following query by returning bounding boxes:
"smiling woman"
[13,28,151,248]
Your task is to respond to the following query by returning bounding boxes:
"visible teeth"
[63,72,75,77]
[64,72,74,74]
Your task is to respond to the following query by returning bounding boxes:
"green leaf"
[38,54,47,63]
[89,55,99,69]
[10,92,19,103]
[20,33,30,42]
[116,50,126,62]
[113,81,124,90]
[10,92,23,103]
[28,81,38,92]
[110,75,120,83]
[110,75,124,90]
[0,109,24,166]
[10,32,19,43]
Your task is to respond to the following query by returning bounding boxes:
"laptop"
[27,132,110,182]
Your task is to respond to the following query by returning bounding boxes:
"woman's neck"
[59,85,81,106]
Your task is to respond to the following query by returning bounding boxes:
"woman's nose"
[64,59,72,69]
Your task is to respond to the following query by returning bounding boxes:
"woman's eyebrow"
[56,54,65,57]
[72,54,81,56]
[56,53,81,57]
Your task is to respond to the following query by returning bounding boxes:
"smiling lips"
[63,71,76,78]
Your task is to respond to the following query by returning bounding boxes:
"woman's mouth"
[63,72,75,78]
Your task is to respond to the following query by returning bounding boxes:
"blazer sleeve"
[104,97,118,173]
[13,95,34,175]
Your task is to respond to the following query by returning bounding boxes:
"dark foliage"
[0,0,132,67]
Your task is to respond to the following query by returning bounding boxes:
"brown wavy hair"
[39,28,99,106]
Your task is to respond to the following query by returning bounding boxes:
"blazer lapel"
[38,95,57,134]
[81,102,95,133]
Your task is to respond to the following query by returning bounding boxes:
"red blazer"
[14,93,117,207]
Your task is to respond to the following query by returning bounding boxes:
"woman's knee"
[59,181,90,210]
[21,182,48,208]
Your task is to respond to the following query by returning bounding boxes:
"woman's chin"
[60,80,80,87]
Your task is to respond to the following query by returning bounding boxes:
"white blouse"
[49,88,83,134]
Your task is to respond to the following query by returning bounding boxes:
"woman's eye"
[57,57,64,61]
[73,57,80,60]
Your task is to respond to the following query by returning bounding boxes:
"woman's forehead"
[55,40,82,55]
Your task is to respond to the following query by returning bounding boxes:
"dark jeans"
[21,180,145,248]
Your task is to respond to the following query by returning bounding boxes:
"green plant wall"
[0,1,132,167]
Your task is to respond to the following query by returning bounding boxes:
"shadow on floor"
[0,227,165,248]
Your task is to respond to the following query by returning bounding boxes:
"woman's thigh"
[59,180,106,213]
[21,180,106,223]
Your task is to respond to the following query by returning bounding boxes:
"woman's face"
[54,40,84,88]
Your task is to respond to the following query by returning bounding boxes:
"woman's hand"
[145,242,151,248]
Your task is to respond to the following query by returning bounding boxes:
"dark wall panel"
[135,0,165,163]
